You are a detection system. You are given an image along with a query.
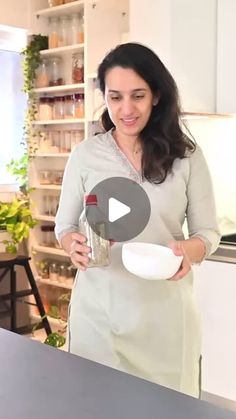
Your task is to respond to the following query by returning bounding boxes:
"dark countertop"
[207,244,236,264]
[0,329,235,419]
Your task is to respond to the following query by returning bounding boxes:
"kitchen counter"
[207,244,236,264]
[0,329,235,419]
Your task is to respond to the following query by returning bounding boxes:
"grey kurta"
[55,130,220,397]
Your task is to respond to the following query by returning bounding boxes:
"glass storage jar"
[78,13,84,44]
[49,262,59,282]
[35,59,49,88]
[72,54,84,83]
[53,96,65,119]
[64,95,75,119]
[48,0,63,6]
[49,56,64,86]
[39,170,52,185]
[48,17,59,49]
[58,16,70,47]
[70,14,80,45]
[74,93,84,118]
[39,97,53,120]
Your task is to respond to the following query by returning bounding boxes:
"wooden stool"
[0,254,52,335]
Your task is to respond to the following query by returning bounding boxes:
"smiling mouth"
[121,117,138,126]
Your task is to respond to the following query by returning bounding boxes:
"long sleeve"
[186,145,221,257]
[55,146,84,244]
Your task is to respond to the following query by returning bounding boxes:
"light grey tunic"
[55,130,220,397]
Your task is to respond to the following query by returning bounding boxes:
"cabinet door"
[129,0,217,112]
[193,261,236,401]
[216,0,236,113]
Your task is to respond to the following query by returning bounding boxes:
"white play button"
[108,197,131,222]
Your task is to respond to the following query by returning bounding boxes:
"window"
[0,26,27,185]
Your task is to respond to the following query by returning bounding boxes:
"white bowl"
[122,242,183,280]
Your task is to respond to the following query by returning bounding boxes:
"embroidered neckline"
[106,130,143,184]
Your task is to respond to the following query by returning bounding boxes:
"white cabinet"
[129,0,217,113]
[27,0,129,332]
[193,261,236,401]
[216,0,236,113]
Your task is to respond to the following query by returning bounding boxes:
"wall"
[185,117,236,235]
[129,0,217,112]
[0,0,30,29]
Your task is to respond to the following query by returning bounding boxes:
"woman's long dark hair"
[97,42,195,184]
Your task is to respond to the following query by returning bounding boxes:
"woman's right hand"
[69,232,91,271]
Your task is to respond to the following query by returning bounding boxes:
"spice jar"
[39,131,52,152]
[39,97,53,120]
[35,59,49,88]
[49,262,58,282]
[48,17,59,49]
[49,56,64,86]
[72,54,84,83]
[74,93,84,118]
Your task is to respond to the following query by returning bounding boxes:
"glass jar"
[70,14,80,45]
[58,264,67,284]
[75,130,84,144]
[49,56,64,86]
[41,225,54,247]
[58,16,70,47]
[35,59,49,88]
[51,130,61,151]
[72,54,84,83]
[53,96,64,119]
[48,0,63,6]
[74,93,84,118]
[53,170,64,185]
[64,95,75,119]
[48,17,59,49]
[49,262,58,282]
[78,13,84,44]
[39,170,52,185]
[39,131,52,152]
[39,97,53,120]
[66,265,75,287]
[37,259,49,279]
[79,194,111,267]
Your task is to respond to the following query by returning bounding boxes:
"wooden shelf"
[35,1,84,18]
[35,153,70,157]
[40,43,84,56]
[32,185,62,190]
[33,245,69,258]
[33,119,85,125]
[33,83,85,94]
[36,276,73,290]
[34,214,56,222]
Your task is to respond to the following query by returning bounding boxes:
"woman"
[55,43,220,397]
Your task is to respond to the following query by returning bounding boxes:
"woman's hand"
[167,241,192,281]
[69,232,91,271]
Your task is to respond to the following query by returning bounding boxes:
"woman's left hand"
[167,241,192,281]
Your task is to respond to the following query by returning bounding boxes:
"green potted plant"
[0,198,37,254]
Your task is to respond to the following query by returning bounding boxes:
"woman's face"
[104,66,157,138]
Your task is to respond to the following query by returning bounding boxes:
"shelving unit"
[33,82,84,93]
[28,0,129,334]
